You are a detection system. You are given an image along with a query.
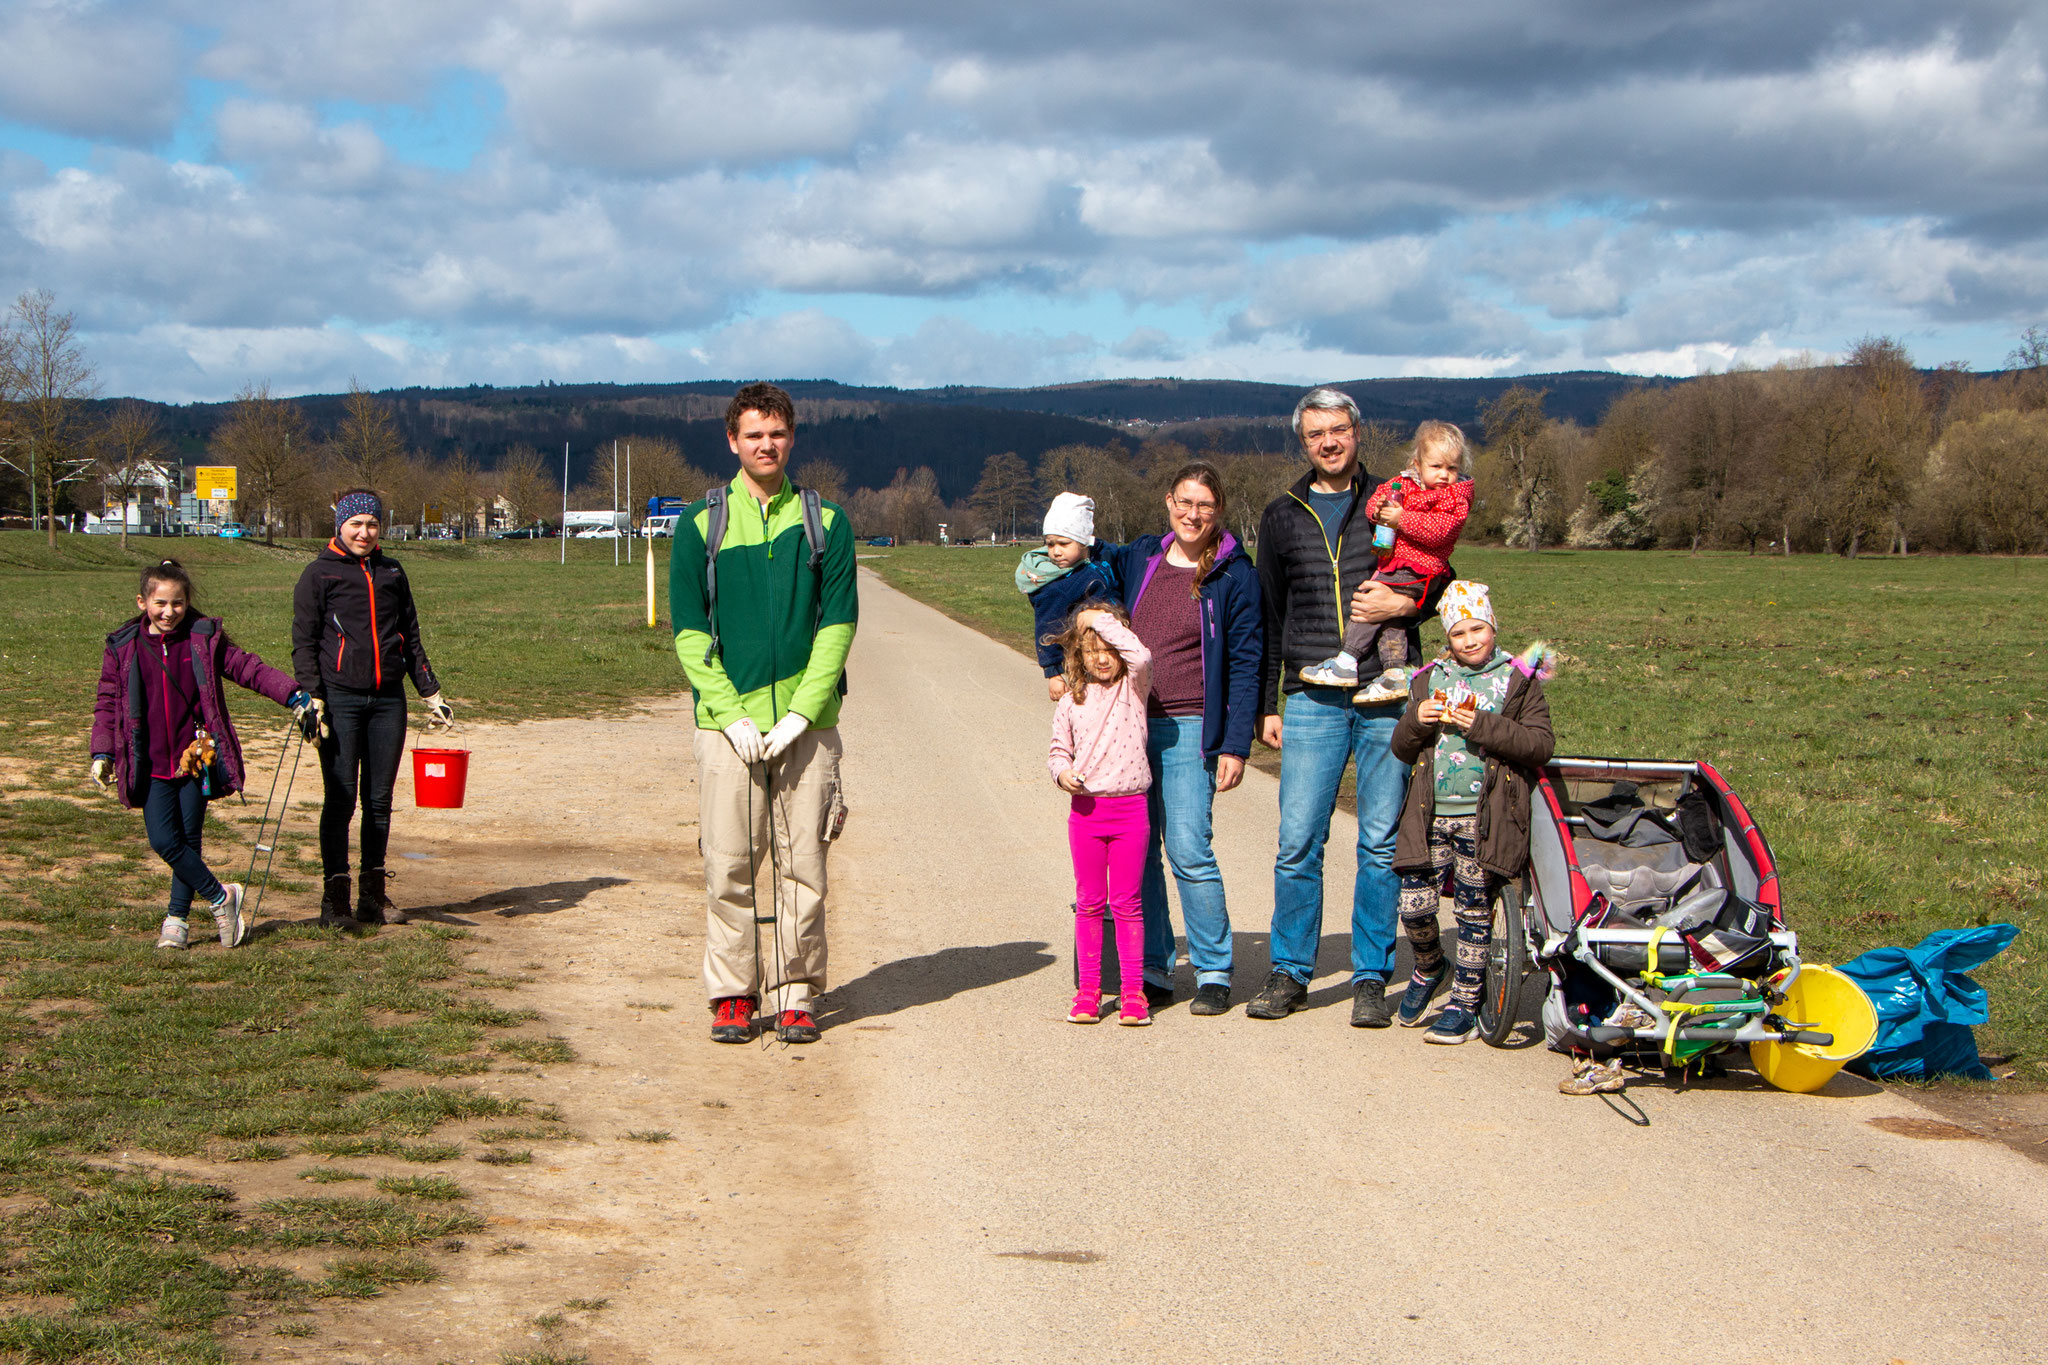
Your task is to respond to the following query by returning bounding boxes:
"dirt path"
[242,569,2047,1363]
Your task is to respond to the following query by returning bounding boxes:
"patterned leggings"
[1399,814,1500,1009]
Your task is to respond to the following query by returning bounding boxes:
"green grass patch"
[870,543,2048,1075]
[317,1251,439,1298]
[298,1167,369,1184]
[374,1174,468,1201]
[490,1035,576,1064]
[255,1195,484,1249]
[476,1148,532,1166]
[476,1126,579,1143]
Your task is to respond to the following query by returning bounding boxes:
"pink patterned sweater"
[1047,616,1153,797]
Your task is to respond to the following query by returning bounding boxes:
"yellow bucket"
[1750,965,1880,1093]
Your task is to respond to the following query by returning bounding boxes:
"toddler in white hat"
[1017,492,1119,701]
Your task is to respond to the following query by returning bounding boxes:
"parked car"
[643,514,680,538]
[575,526,624,539]
[865,536,895,547]
[497,524,554,539]
[216,523,246,539]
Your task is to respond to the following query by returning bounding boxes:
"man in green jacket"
[671,383,859,1044]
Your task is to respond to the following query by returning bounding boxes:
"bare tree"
[92,402,171,549]
[437,449,486,539]
[0,290,100,545]
[791,459,848,504]
[2008,326,2048,371]
[968,451,1035,540]
[327,380,404,491]
[496,444,554,530]
[1478,385,1552,551]
[210,383,312,546]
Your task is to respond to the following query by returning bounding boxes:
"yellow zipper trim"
[1290,489,1350,638]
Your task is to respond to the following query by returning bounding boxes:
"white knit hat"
[1042,491,1095,544]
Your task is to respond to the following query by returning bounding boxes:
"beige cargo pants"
[693,724,844,1014]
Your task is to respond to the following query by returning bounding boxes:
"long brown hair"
[1165,461,1227,596]
[1041,602,1135,703]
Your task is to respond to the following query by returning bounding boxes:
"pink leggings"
[1068,792,1150,1001]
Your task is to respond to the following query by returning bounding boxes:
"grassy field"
[867,542,2048,1077]
[0,530,670,1359]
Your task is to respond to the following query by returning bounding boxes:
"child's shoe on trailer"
[1423,1003,1477,1044]
[1298,656,1358,688]
[156,916,189,950]
[1068,991,1103,1024]
[710,996,757,1043]
[212,883,248,947]
[1559,1058,1627,1095]
[1353,667,1412,708]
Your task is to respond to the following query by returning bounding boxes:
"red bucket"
[411,748,470,809]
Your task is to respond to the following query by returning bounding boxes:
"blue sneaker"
[1298,656,1359,688]
[1424,1003,1478,1045]
[1397,964,1448,1026]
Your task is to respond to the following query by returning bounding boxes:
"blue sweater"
[1025,559,1119,676]
[1100,534,1264,760]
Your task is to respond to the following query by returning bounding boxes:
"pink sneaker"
[1068,992,1102,1024]
[1118,996,1152,1027]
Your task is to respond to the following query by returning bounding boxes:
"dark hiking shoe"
[1424,1004,1479,1045]
[1189,983,1231,1016]
[1245,971,1306,1020]
[357,867,407,925]
[319,874,354,927]
[1349,980,1393,1028]
[711,996,757,1044]
[776,1010,820,1044]
[1143,981,1176,1011]
[1397,965,1449,1027]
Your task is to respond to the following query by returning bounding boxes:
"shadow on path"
[396,876,632,923]
[823,940,1056,1027]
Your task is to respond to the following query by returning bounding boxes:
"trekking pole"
[241,725,308,924]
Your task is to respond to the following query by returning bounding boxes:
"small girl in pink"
[1045,604,1154,1026]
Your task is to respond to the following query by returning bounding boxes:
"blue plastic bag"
[1838,924,2019,1081]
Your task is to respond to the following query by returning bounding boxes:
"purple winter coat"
[90,615,298,810]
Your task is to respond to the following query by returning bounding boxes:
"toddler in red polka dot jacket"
[1044,605,1155,1026]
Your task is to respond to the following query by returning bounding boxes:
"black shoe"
[1143,981,1176,1010]
[356,867,407,925]
[1188,983,1231,1016]
[1350,980,1393,1028]
[1245,971,1307,1020]
[319,874,354,928]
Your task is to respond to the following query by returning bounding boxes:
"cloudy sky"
[2,0,2044,401]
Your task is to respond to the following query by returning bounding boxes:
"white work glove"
[421,692,455,726]
[723,717,764,764]
[89,756,113,792]
[762,712,810,762]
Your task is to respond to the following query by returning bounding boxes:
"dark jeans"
[319,685,408,879]
[143,776,222,917]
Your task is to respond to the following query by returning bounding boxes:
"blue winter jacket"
[1026,558,1119,677]
[1101,533,1264,760]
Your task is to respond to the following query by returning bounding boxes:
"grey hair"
[1291,386,1362,439]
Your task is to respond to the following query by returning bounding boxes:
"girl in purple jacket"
[89,559,313,949]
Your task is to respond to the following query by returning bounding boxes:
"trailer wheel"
[1479,880,1530,1046]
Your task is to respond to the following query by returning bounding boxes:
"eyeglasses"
[1300,421,1354,444]
[1169,496,1219,519]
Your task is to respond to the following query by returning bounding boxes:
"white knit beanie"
[1042,491,1095,544]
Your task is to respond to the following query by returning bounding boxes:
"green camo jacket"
[669,477,858,731]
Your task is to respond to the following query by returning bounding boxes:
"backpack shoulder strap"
[701,487,729,665]
[799,487,826,570]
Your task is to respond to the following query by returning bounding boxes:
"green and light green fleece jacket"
[670,478,859,732]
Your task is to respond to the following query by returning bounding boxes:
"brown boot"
[356,867,407,925]
[319,874,354,927]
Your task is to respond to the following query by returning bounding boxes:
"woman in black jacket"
[292,489,452,925]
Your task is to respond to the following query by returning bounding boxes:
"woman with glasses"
[1097,462,1265,1016]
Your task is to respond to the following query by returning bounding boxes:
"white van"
[643,514,680,538]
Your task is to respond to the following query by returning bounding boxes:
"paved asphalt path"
[817,570,2047,1364]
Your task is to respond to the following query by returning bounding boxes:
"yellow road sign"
[195,466,238,501]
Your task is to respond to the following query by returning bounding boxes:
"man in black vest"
[1250,387,1440,1026]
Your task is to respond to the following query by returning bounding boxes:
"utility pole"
[612,439,620,568]
[560,441,569,566]
[625,441,633,566]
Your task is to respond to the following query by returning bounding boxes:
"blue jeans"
[1142,717,1231,988]
[143,776,222,917]
[1270,688,1410,986]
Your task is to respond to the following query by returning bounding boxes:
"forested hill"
[131,370,1665,500]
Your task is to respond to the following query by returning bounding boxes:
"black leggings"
[319,686,408,879]
[143,776,222,917]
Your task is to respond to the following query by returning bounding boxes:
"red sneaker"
[710,996,757,1043]
[776,1009,820,1044]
